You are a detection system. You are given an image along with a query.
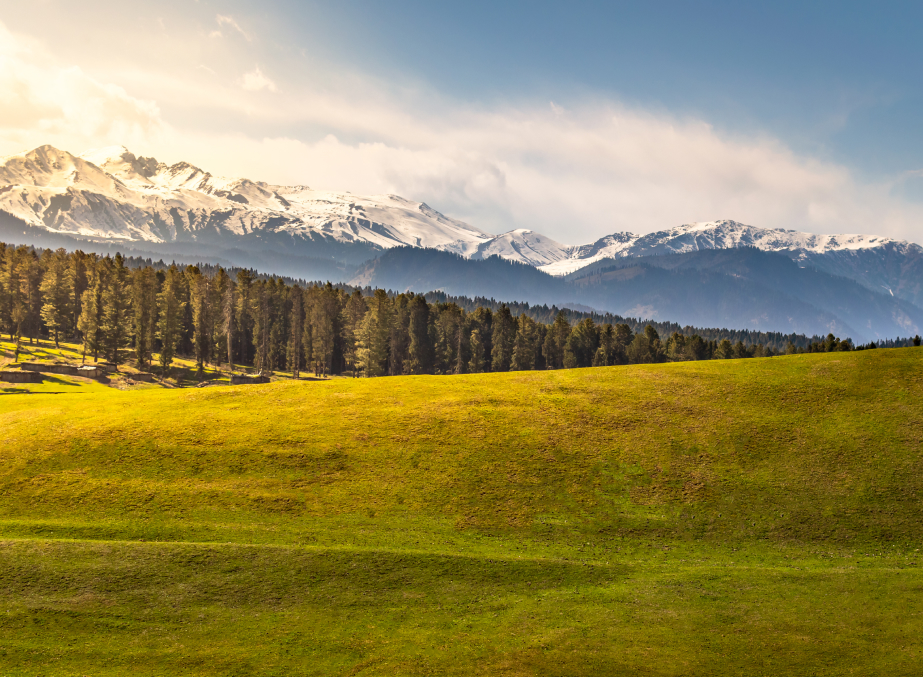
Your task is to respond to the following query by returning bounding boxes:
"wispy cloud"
[239,67,276,92]
[215,15,251,41]
[0,22,164,153]
[1,18,921,245]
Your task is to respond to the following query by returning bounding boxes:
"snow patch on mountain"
[2,146,920,276]
[537,220,922,276]
[0,145,494,251]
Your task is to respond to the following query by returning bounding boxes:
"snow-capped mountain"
[536,220,922,276]
[0,145,493,253]
[2,145,921,307]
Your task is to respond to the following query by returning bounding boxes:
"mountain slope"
[539,220,923,298]
[352,247,922,341]
[4,144,923,318]
[0,145,492,260]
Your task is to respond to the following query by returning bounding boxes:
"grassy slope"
[1,347,922,675]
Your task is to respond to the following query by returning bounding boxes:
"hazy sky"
[2,1,922,243]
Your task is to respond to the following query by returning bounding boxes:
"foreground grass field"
[1,348,922,675]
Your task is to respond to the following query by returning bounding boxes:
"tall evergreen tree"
[287,284,304,378]
[356,289,391,377]
[511,313,540,371]
[388,293,411,376]
[69,251,90,340]
[564,318,599,368]
[469,328,486,374]
[490,304,515,372]
[132,266,158,371]
[39,248,73,348]
[406,294,433,375]
[0,243,6,339]
[3,247,29,359]
[235,269,254,366]
[543,310,571,369]
[251,281,272,375]
[310,283,340,376]
[340,289,367,376]
[20,249,43,346]
[188,268,212,378]
[216,269,235,372]
[156,265,186,380]
[99,254,132,366]
[77,256,104,363]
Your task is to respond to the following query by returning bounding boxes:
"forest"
[3,242,916,380]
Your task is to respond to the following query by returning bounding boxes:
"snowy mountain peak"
[2,144,920,278]
[0,144,494,251]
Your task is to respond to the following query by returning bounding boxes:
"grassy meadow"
[1,341,922,675]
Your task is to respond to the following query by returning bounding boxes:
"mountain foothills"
[2,144,922,341]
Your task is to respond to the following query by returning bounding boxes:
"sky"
[2,0,922,244]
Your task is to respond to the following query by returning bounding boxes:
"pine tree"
[406,294,433,374]
[0,243,6,339]
[216,269,235,373]
[490,304,515,372]
[388,294,411,376]
[20,249,43,346]
[469,329,486,374]
[77,257,103,364]
[156,265,186,380]
[511,313,540,371]
[543,310,571,369]
[69,251,90,340]
[268,279,288,373]
[251,281,271,375]
[3,247,29,359]
[187,268,212,378]
[99,254,132,367]
[593,324,617,367]
[356,289,391,377]
[468,307,493,370]
[39,248,73,348]
[340,289,367,376]
[310,283,340,376]
[564,318,598,368]
[235,269,254,366]
[132,267,158,371]
[287,284,304,378]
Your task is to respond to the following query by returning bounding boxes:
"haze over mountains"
[2,144,922,342]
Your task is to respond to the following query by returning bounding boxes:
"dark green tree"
[490,304,515,372]
[100,254,132,366]
[156,265,186,380]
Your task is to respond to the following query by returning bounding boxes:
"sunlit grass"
[0,347,921,674]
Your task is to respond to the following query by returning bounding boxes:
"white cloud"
[215,15,251,41]
[0,17,921,246]
[240,67,276,92]
[0,23,164,154]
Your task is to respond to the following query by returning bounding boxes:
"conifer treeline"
[3,243,915,380]
[102,251,846,351]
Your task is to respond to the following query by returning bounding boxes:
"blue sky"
[2,0,922,242]
[285,0,923,174]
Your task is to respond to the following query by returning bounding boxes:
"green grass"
[0,346,922,674]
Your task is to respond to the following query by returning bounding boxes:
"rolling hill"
[1,347,922,675]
